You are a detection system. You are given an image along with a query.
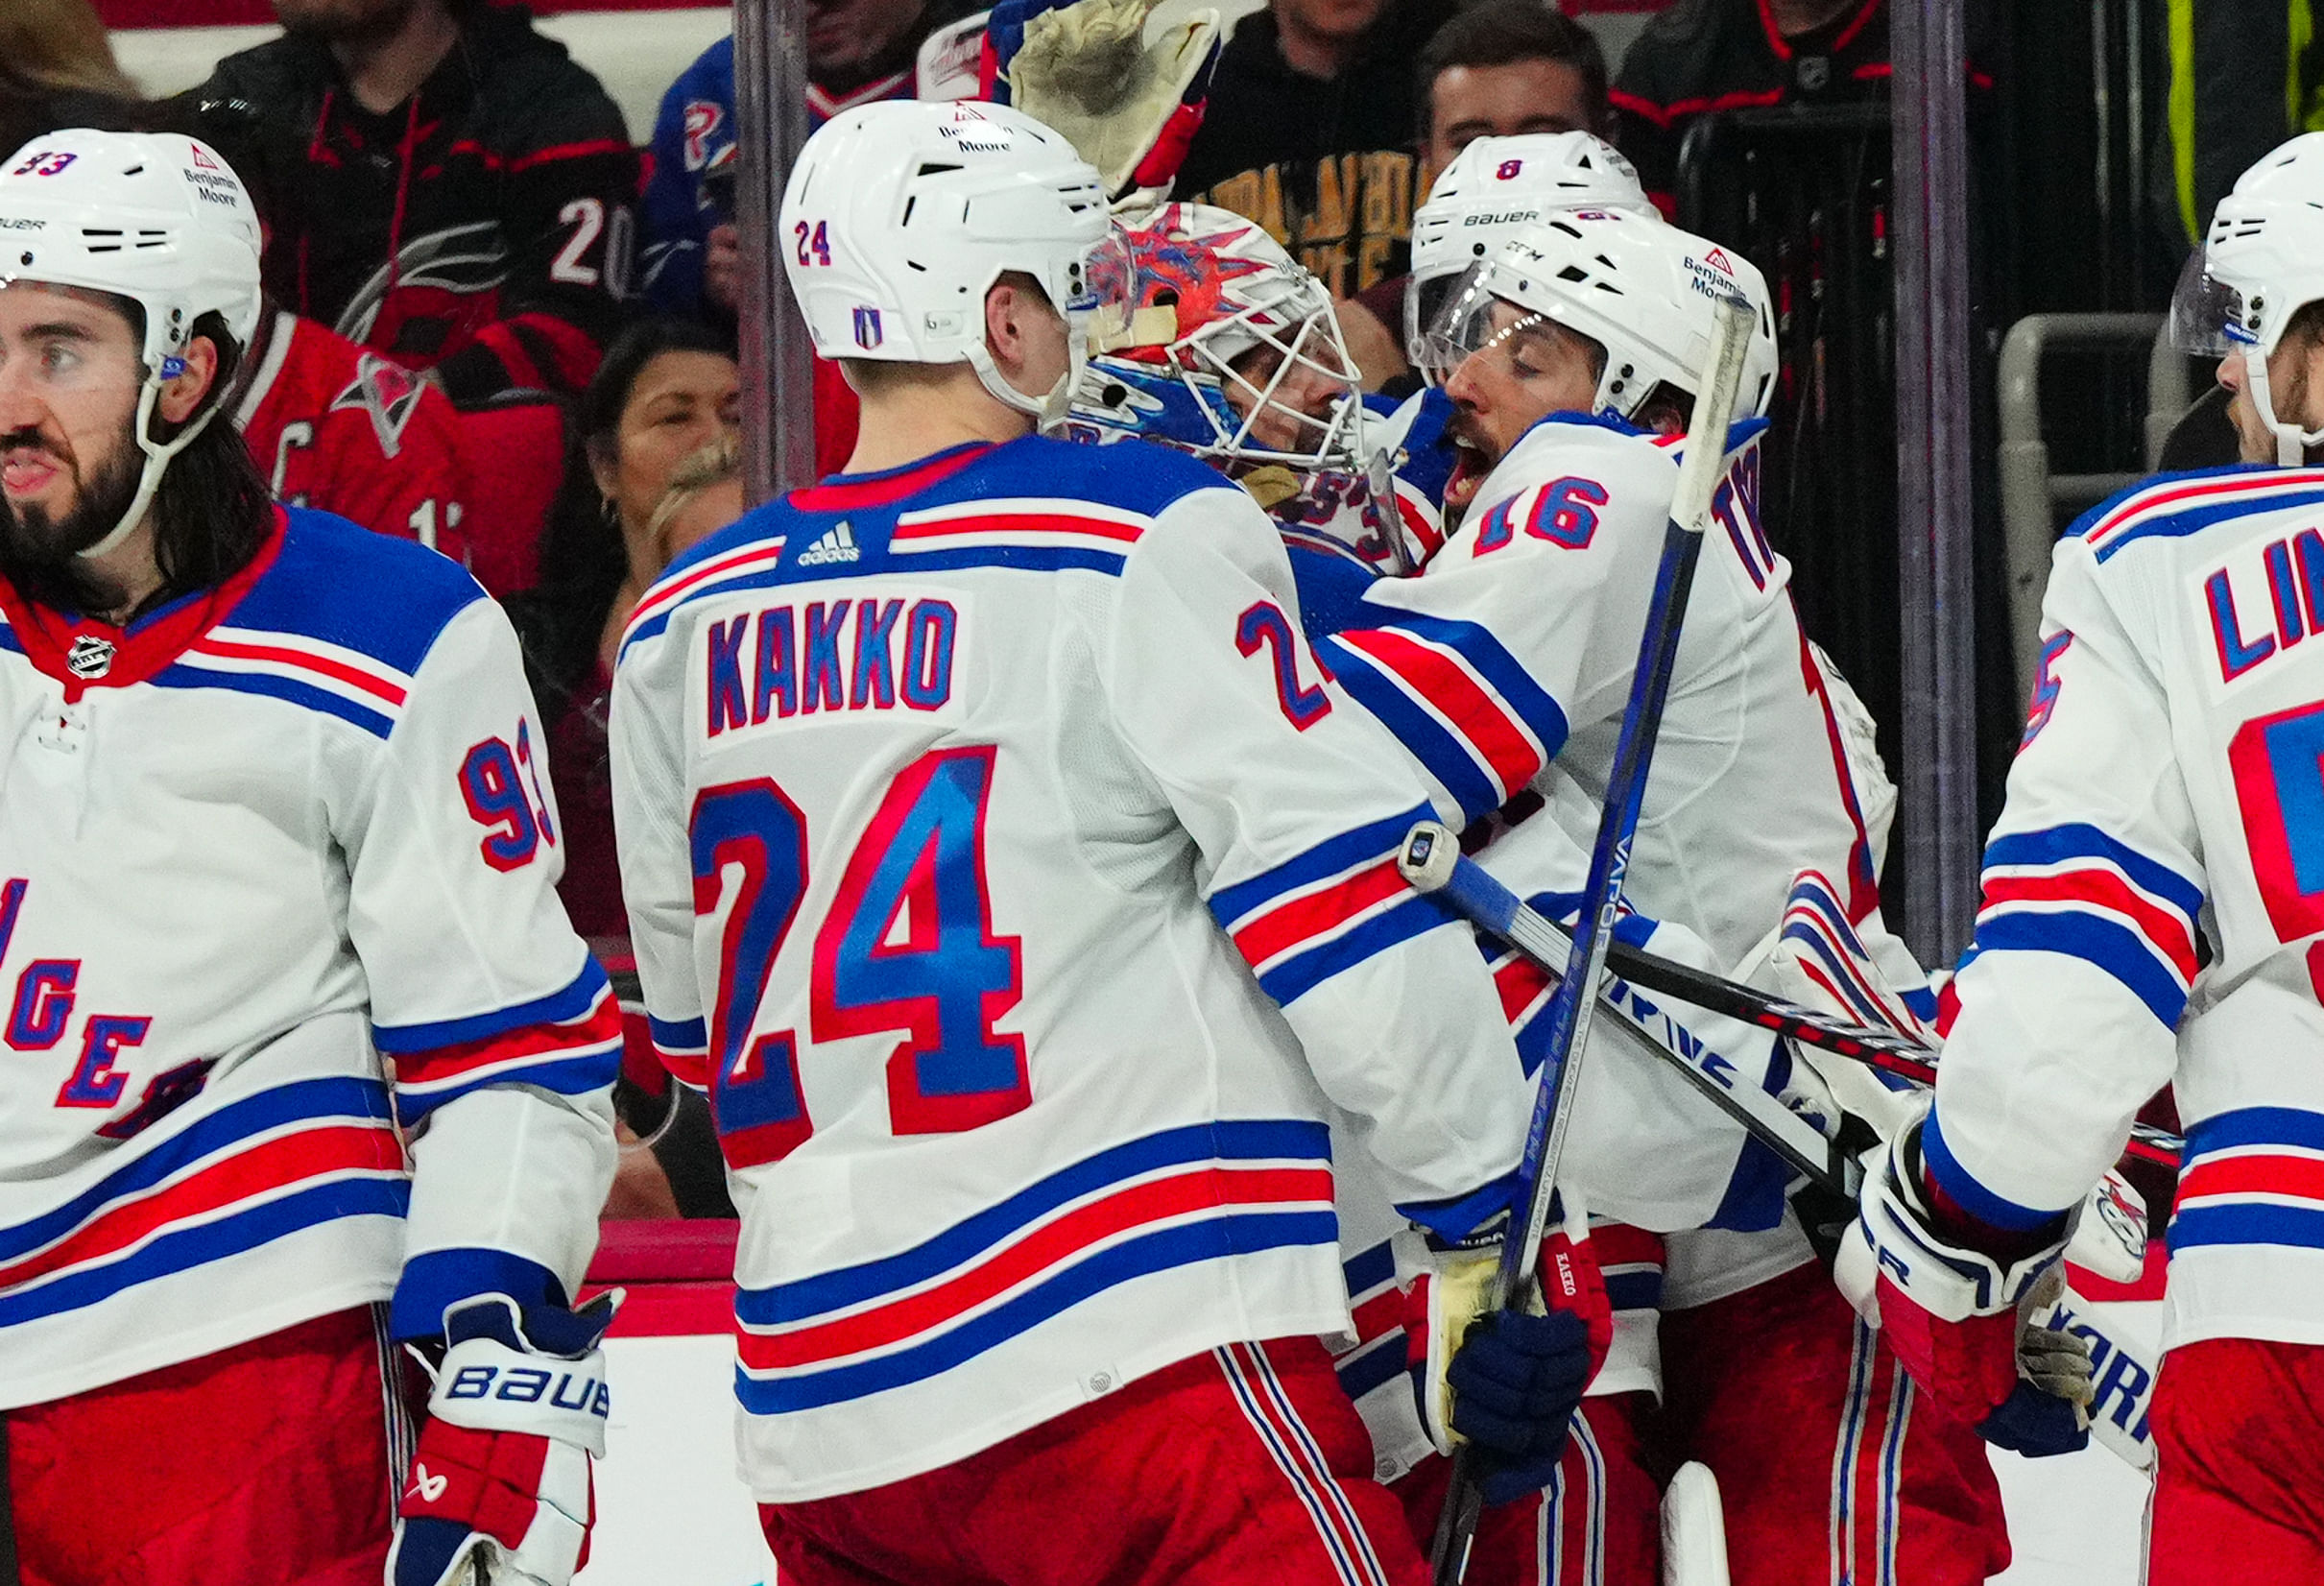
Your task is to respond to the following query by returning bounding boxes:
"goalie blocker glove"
[1842,1102,2092,1458]
[391,1290,619,1586]
[1409,1200,1611,1505]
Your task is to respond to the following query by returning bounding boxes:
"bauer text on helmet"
[1405,131,1654,381]
[1425,212,1775,512]
[2174,132,2324,466]
[0,131,262,570]
[779,101,1114,424]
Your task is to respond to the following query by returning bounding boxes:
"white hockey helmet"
[1405,132,1654,377]
[2172,132,2324,465]
[1419,208,1780,423]
[0,130,264,557]
[779,100,1114,422]
[1066,202,1364,474]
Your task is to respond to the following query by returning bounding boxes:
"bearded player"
[0,131,618,1586]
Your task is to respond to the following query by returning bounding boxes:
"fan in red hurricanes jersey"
[0,131,618,1586]
[229,302,470,559]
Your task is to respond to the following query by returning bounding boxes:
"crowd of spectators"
[25,0,2021,1218]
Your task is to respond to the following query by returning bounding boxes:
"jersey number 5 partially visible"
[688,747,1030,1169]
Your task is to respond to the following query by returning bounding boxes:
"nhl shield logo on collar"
[66,635,114,679]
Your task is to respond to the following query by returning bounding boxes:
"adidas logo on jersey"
[797,521,860,566]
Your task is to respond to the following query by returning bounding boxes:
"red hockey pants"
[7,1307,404,1586]
[2148,1336,2324,1584]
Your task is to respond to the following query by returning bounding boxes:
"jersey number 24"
[689,746,1028,1168]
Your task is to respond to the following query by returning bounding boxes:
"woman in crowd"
[517,318,742,938]
[515,319,742,1221]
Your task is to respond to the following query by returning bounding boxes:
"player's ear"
[155,335,221,425]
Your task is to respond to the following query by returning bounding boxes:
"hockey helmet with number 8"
[779,101,1119,422]
[2171,132,2324,464]
[1405,132,1655,380]
[1419,208,1779,422]
[1066,202,1364,473]
[0,129,264,557]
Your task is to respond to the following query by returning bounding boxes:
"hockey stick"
[1399,823,1857,1199]
[1426,294,1759,1586]
[1402,835,2187,1175]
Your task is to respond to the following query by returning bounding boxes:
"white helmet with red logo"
[1419,208,1779,422]
[0,129,264,555]
[1405,132,1654,376]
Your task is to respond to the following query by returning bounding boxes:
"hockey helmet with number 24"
[1420,208,1779,422]
[1405,132,1654,378]
[0,129,263,557]
[779,101,1117,423]
[2172,132,2324,465]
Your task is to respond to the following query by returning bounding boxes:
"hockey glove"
[1844,1110,2091,1457]
[390,1290,618,1586]
[980,0,1221,204]
[1412,1206,1609,1505]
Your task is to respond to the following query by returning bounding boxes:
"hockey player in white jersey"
[609,99,1597,1586]
[1855,130,2324,1584]
[1370,213,2025,1586]
[1060,200,1847,1586]
[0,132,619,1586]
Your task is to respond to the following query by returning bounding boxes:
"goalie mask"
[1405,132,1655,382]
[2172,132,2324,466]
[1067,203,1364,483]
[0,130,262,559]
[1418,209,1779,425]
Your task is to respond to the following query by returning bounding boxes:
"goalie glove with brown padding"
[979,0,1221,204]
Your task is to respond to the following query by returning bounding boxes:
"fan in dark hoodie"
[190,0,640,410]
[1172,0,1447,300]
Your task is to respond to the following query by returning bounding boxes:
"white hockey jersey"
[609,436,1533,1502]
[0,508,618,1409]
[1315,411,1902,1305]
[1929,464,2324,1353]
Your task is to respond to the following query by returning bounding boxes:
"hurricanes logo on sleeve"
[329,353,426,460]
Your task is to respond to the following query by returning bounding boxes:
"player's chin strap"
[968,326,1089,432]
[77,352,225,561]
[2241,341,2324,468]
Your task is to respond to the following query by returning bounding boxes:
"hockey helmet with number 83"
[0,129,263,557]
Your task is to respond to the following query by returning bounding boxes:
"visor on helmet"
[2169,247,2261,357]
[1414,259,1577,388]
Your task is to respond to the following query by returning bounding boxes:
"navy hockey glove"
[1445,1308,1594,1506]
[390,1290,618,1586]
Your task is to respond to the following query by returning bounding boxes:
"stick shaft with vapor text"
[1424,294,1760,1586]
[1399,835,2187,1175]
